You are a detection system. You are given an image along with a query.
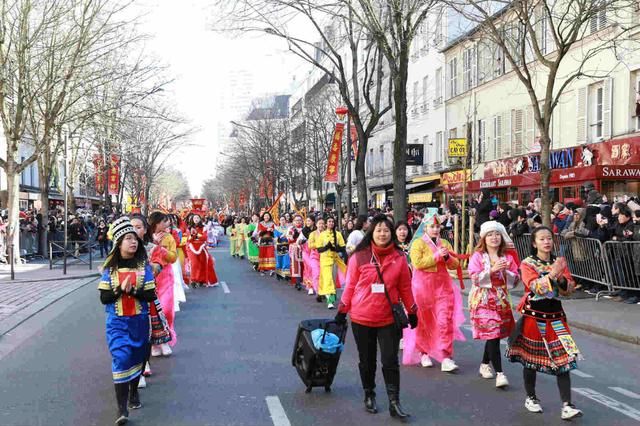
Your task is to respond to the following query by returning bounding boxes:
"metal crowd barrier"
[603,241,640,294]
[49,240,94,275]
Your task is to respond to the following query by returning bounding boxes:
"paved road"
[0,242,639,425]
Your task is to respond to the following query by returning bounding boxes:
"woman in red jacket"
[335,215,418,419]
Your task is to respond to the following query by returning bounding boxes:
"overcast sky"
[135,1,306,195]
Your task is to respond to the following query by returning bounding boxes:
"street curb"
[568,320,640,346]
[0,273,100,284]
[0,275,100,337]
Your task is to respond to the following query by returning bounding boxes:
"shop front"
[463,139,640,205]
[407,174,442,208]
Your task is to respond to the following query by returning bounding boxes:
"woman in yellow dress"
[316,216,345,309]
[235,217,247,259]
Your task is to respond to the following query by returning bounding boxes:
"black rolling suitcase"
[291,319,348,393]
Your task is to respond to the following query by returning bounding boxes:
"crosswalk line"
[572,370,594,378]
[610,387,640,400]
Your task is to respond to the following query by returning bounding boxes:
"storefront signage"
[480,178,512,189]
[448,138,467,157]
[597,165,640,179]
[527,148,575,173]
[441,169,470,185]
[406,144,424,166]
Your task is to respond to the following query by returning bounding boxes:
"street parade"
[2,1,640,426]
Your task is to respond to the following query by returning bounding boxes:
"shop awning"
[410,174,440,184]
[408,187,441,204]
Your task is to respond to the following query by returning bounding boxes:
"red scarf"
[371,242,396,264]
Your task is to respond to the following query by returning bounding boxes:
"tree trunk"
[6,161,21,264]
[392,56,409,223]
[539,132,552,227]
[39,189,50,257]
[66,180,77,213]
[355,127,368,216]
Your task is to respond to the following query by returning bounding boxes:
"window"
[434,20,442,46]
[423,135,430,165]
[367,148,374,176]
[594,85,604,139]
[434,67,443,106]
[449,128,457,139]
[494,43,505,77]
[435,131,443,163]
[512,109,524,154]
[422,76,428,108]
[463,47,476,91]
[413,81,419,106]
[477,119,486,163]
[538,11,548,54]
[493,115,502,160]
[378,145,385,174]
[448,57,458,98]
[590,10,607,34]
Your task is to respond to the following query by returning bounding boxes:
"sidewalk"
[461,280,640,345]
[0,257,101,337]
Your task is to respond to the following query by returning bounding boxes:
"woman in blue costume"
[99,217,157,425]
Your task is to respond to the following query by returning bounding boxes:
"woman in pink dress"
[468,221,520,388]
[403,211,465,372]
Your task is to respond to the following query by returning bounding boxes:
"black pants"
[481,338,502,373]
[351,322,400,396]
[523,368,572,403]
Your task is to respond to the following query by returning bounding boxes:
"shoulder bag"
[373,259,409,332]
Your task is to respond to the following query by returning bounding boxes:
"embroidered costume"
[187,224,219,286]
[316,229,346,308]
[506,255,580,375]
[304,229,321,293]
[288,225,304,289]
[256,221,276,272]
[274,225,291,279]
[153,233,178,346]
[468,251,519,340]
[245,221,259,267]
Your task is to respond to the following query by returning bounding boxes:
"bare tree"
[449,0,638,224]
[212,0,392,216]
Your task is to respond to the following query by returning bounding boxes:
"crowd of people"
[98,210,222,425]
[470,183,640,304]
[215,206,583,422]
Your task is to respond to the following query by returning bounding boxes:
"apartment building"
[443,5,640,204]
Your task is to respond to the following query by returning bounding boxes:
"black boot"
[387,384,410,419]
[114,383,129,425]
[128,376,142,409]
[295,278,302,291]
[364,389,378,414]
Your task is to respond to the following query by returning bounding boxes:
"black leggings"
[523,368,571,403]
[351,322,400,395]
[481,338,502,373]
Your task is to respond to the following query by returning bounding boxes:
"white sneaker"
[441,358,458,372]
[420,354,433,368]
[496,372,509,388]
[327,303,335,309]
[138,375,146,389]
[151,345,162,357]
[525,397,543,413]
[479,363,494,379]
[561,404,582,420]
[399,338,404,350]
[143,362,152,376]
[161,343,173,356]
[307,288,314,295]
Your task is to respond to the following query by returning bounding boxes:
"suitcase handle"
[321,320,347,344]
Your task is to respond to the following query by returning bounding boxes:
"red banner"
[107,154,120,196]
[350,121,358,161]
[93,154,104,195]
[324,122,345,183]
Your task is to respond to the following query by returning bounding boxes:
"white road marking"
[610,387,640,400]
[266,396,291,426]
[574,388,640,421]
[571,370,594,378]
[220,281,230,294]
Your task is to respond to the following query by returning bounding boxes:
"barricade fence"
[603,241,640,293]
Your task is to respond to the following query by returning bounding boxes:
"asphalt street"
[0,239,639,426]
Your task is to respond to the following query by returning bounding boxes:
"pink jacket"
[339,247,416,328]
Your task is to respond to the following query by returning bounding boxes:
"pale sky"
[134,1,306,195]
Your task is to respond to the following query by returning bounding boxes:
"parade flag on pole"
[267,192,284,220]
[324,122,345,183]
[93,154,104,194]
[107,154,120,195]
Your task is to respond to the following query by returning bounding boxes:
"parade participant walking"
[98,217,157,425]
[468,221,520,388]
[187,214,219,287]
[168,216,187,313]
[245,214,260,270]
[346,215,367,256]
[288,214,304,291]
[301,216,321,295]
[506,226,582,420]
[404,211,465,372]
[316,216,345,309]
[394,220,413,260]
[256,212,276,276]
[274,217,291,281]
[130,215,171,387]
[147,212,178,356]
[235,217,247,259]
[335,215,418,419]
[228,219,241,258]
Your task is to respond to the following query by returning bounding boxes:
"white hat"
[479,221,514,247]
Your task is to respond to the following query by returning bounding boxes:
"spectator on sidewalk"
[475,189,493,230]
[97,220,110,258]
[508,209,529,240]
